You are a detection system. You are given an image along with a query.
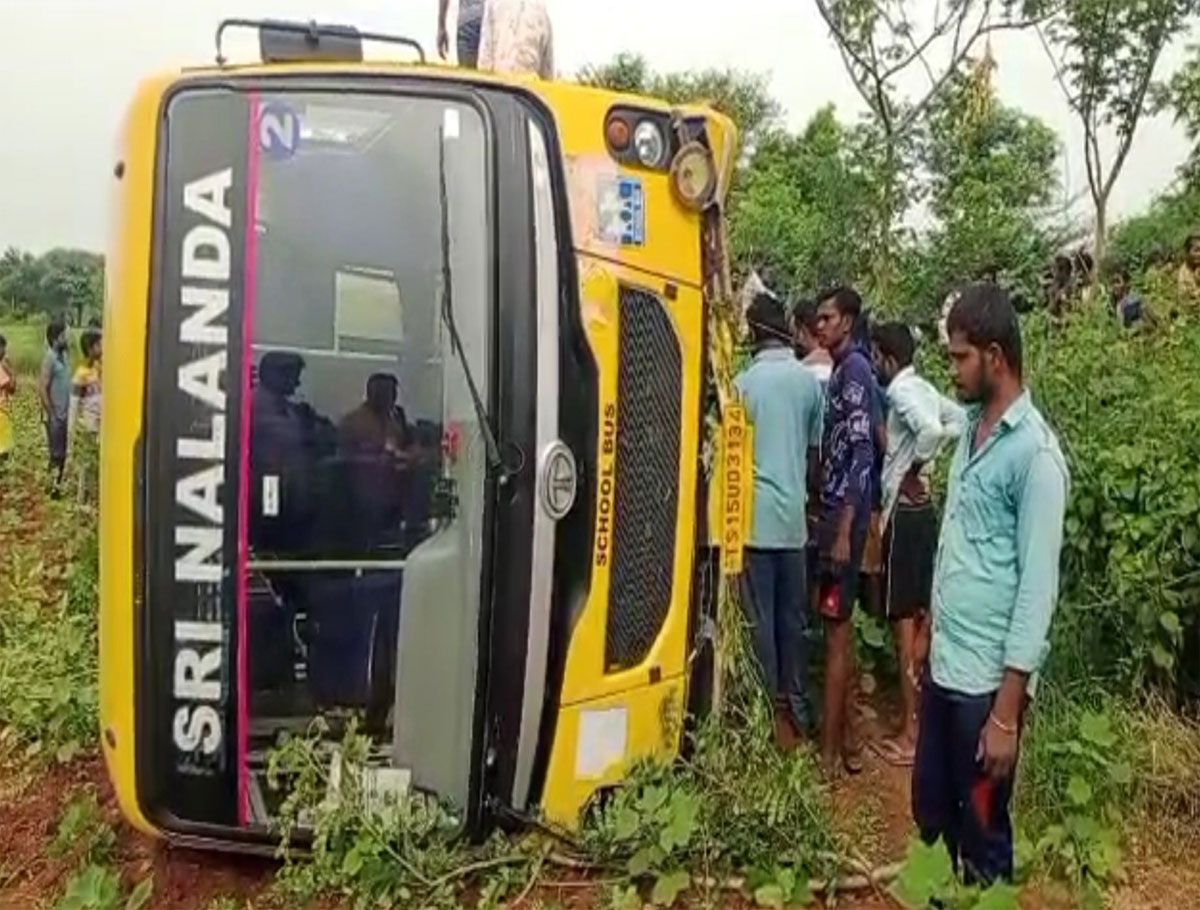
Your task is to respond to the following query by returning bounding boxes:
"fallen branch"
[546,851,903,896]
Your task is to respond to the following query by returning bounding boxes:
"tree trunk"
[1093,195,1108,266]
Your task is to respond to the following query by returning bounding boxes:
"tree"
[38,249,104,326]
[1041,0,1199,263]
[1155,41,1200,183]
[729,107,877,293]
[578,53,781,152]
[0,246,47,315]
[896,54,1061,319]
[1107,182,1200,270]
[0,247,103,323]
[811,0,1056,291]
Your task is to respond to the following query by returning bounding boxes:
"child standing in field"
[0,334,14,462]
[70,329,102,504]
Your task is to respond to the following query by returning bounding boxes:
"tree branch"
[1103,31,1168,199]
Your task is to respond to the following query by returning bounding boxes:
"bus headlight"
[633,120,666,168]
[669,141,716,211]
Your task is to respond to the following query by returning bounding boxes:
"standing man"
[735,292,825,747]
[438,0,486,68]
[870,321,965,767]
[39,318,72,498]
[814,286,876,776]
[476,0,554,80]
[792,296,832,620]
[791,297,832,390]
[914,283,1068,884]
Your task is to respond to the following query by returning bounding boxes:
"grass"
[0,321,46,375]
[0,382,99,762]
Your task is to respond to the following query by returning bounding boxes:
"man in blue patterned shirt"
[814,286,878,776]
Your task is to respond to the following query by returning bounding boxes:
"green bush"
[1023,297,1200,689]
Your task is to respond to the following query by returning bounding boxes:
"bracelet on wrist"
[989,713,1018,736]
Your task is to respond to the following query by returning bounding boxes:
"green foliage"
[51,789,117,865]
[0,396,100,759]
[891,837,1020,910]
[578,53,780,150]
[1107,183,1200,272]
[1156,40,1200,181]
[52,788,152,910]
[0,246,104,324]
[896,71,1062,319]
[1043,0,1197,258]
[579,694,837,906]
[1017,691,1134,901]
[729,108,877,291]
[1025,298,1200,686]
[268,717,538,909]
[56,866,152,910]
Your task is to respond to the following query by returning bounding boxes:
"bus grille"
[606,286,682,671]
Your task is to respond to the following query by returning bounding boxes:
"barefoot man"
[870,321,964,767]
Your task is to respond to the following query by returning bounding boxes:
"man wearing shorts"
[871,321,965,766]
[814,286,877,776]
[39,319,71,497]
[438,0,486,67]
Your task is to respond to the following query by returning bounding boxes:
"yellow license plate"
[720,402,751,575]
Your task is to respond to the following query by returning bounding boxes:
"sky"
[1,0,1193,253]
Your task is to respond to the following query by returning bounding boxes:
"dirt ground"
[0,387,1195,910]
[0,704,1095,910]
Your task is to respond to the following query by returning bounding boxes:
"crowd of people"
[6,318,104,501]
[735,281,1069,884]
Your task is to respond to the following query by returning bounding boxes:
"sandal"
[870,737,916,768]
[842,745,864,775]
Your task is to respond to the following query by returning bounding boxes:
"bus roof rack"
[215,18,426,67]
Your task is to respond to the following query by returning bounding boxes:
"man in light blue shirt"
[735,292,824,743]
[913,283,1069,885]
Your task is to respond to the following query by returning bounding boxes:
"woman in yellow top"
[70,329,102,503]
[0,334,14,461]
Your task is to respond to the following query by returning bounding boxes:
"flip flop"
[842,747,864,776]
[870,737,916,768]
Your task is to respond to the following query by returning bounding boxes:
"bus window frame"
[135,73,521,848]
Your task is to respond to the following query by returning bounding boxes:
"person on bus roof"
[438,0,487,68]
[476,0,554,80]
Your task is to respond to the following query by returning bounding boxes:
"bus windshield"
[154,87,491,827]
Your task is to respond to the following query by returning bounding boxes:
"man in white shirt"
[871,321,966,766]
[476,0,554,80]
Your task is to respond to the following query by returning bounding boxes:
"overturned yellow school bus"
[99,19,747,850]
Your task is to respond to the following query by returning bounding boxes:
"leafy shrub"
[0,384,100,759]
[891,837,1020,910]
[269,718,536,910]
[0,533,99,760]
[578,705,838,907]
[1024,298,1200,688]
[1016,689,1132,905]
